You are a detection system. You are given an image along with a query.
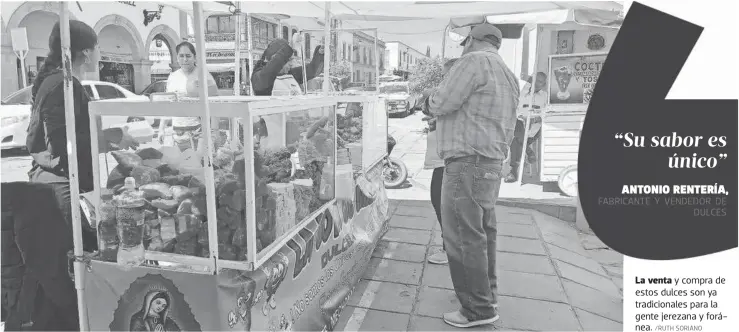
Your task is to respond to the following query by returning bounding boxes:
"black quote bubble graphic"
[579,2,738,260]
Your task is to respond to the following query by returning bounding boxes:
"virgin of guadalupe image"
[130,290,181,331]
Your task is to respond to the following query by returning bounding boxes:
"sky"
[339,18,451,57]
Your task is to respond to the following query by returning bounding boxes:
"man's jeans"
[509,118,541,175]
[441,156,503,321]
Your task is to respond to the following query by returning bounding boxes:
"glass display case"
[245,98,337,266]
[86,95,385,272]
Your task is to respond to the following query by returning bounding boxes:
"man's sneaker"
[504,172,517,183]
[443,310,499,328]
[428,250,448,265]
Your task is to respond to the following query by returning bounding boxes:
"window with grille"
[206,15,235,34]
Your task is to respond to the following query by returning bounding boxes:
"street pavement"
[335,199,624,331]
[336,113,624,331]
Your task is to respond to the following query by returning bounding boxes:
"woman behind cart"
[22,20,138,330]
[243,34,325,147]
[251,33,325,96]
[157,41,219,150]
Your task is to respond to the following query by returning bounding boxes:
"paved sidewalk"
[335,200,623,331]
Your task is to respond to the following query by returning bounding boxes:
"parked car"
[1,81,151,150]
[379,74,403,83]
[141,80,167,96]
[379,82,417,117]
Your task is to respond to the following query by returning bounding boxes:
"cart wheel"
[558,165,578,197]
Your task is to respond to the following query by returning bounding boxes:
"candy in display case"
[88,98,261,271]
[334,95,388,171]
[87,96,340,271]
[245,99,337,264]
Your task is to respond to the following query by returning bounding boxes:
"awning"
[160,1,622,22]
[207,63,236,73]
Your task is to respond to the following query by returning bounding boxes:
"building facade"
[201,15,386,93]
[201,13,302,94]
[351,30,385,86]
[384,41,428,79]
[1,1,185,98]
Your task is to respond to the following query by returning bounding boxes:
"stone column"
[179,10,189,41]
[0,45,19,99]
[132,59,154,94]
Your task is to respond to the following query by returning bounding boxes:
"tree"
[330,59,352,81]
[426,46,431,57]
[408,57,446,95]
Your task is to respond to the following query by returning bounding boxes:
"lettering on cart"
[289,198,363,279]
[315,210,339,251]
[322,234,356,269]
[290,245,356,325]
[355,184,376,213]
[287,221,318,279]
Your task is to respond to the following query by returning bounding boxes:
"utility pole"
[233,2,241,96]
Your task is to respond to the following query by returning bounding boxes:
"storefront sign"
[82,163,389,332]
[207,50,263,61]
[207,50,236,60]
[101,53,134,64]
[149,51,171,62]
[548,53,608,106]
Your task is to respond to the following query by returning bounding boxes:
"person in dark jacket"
[20,19,137,330]
[27,20,138,247]
[250,35,324,96]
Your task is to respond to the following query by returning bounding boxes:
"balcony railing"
[205,33,236,42]
[252,36,276,50]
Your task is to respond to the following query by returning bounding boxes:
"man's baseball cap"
[460,23,503,47]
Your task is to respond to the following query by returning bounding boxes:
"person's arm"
[43,82,124,158]
[160,74,177,135]
[207,73,219,96]
[289,46,324,84]
[516,83,533,118]
[251,43,294,93]
[428,55,480,116]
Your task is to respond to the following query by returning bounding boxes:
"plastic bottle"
[97,190,119,262]
[116,177,146,266]
[320,157,335,201]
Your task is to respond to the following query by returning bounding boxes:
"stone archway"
[144,24,180,79]
[93,14,146,61]
[6,2,78,34]
[144,24,179,63]
[94,14,148,92]
[4,3,80,94]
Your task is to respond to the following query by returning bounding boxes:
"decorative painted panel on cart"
[83,264,218,331]
[548,53,608,106]
[216,164,389,332]
[83,164,389,332]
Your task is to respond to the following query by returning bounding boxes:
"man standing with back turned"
[426,23,520,328]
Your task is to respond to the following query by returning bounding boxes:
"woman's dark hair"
[175,41,197,57]
[32,20,97,102]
